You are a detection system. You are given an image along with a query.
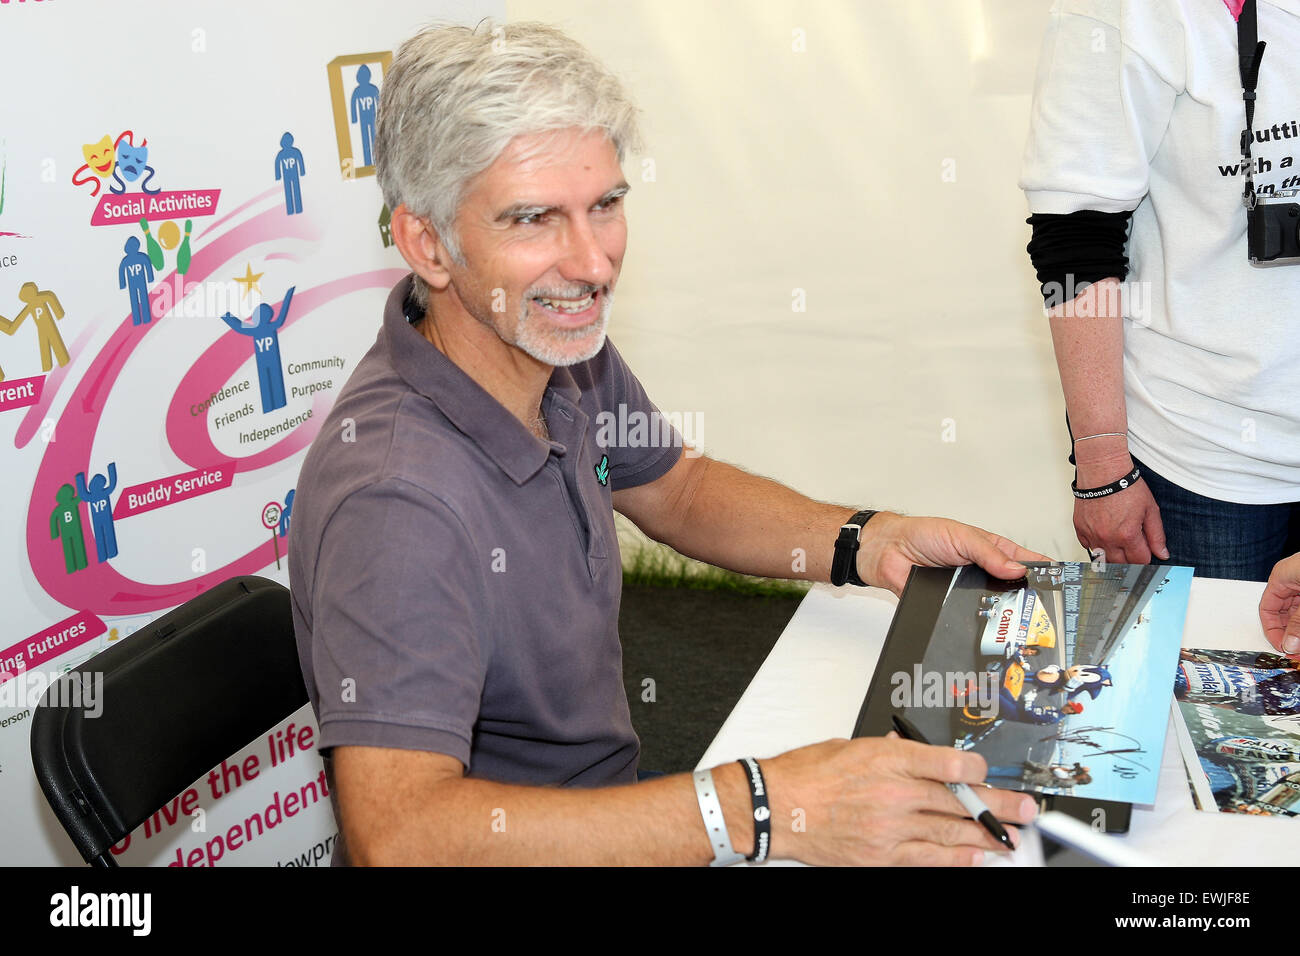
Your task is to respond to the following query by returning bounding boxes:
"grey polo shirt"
[289,275,681,790]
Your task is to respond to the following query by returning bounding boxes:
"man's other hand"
[856,512,1048,595]
[1260,552,1300,658]
[1073,481,1169,566]
[763,735,1038,866]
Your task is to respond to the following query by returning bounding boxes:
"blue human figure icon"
[119,237,155,326]
[279,488,294,538]
[274,132,306,216]
[75,462,119,563]
[350,65,380,167]
[221,287,294,413]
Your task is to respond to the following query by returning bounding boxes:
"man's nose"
[559,214,615,287]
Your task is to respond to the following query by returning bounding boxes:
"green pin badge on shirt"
[594,454,610,486]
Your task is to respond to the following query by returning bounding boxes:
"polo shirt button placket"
[549,397,608,580]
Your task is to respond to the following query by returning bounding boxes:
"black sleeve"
[1026,210,1133,306]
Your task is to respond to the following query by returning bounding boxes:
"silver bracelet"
[1073,432,1126,442]
[692,769,746,867]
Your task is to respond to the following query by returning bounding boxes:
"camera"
[1247,189,1300,262]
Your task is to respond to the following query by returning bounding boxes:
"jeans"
[1134,456,1300,582]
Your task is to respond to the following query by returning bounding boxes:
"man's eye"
[596,196,623,211]
[515,212,548,225]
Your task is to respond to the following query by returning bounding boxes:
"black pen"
[891,713,1015,851]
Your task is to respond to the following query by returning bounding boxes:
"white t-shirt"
[1021,0,1300,504]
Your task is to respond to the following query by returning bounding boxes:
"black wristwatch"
[830,510,877,587]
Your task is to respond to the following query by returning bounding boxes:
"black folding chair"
[30,576,309,866]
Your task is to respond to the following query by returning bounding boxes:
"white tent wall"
[509,0,1077,558]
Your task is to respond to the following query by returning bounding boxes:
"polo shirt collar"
[383,275,583,485]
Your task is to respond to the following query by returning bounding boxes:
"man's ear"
[390,204,453,291]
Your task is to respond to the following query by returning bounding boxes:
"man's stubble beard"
[511,288,613,367]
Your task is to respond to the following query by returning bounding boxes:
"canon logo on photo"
[996,607,1013,637]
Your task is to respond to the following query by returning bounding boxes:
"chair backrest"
[30,576,308,866]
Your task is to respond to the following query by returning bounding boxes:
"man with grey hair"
[290,20,1039,866]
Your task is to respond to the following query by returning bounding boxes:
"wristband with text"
[830,509,877,587]
[736,757,771,863]
[1071,465,1141,500]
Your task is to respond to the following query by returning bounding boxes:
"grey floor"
[618,584,804,772]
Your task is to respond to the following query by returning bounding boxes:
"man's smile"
[528,287,603,329]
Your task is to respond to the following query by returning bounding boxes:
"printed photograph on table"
[1172,648,1300,817]
[858,562,1193,805]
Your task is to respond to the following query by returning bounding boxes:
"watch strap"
[830,509,877,587]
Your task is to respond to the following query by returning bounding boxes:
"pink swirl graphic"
[24,192,405,615]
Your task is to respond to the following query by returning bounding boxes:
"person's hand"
[763,735,1038,866]
[1259,553,1300,658]
[1072,455,1169,565]
[855,512,1048,595]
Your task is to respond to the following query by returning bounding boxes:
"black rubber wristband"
[1072,466,1141,500]
[737,758,771,863]
[830,509,876,587]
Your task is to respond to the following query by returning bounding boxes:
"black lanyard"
[1238,0,1267,208]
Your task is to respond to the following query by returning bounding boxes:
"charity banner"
[0,611,106,680]
[112,461,237,520]
[0,0,492,865]
[90,190,222,227]
[0,374,43,412]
